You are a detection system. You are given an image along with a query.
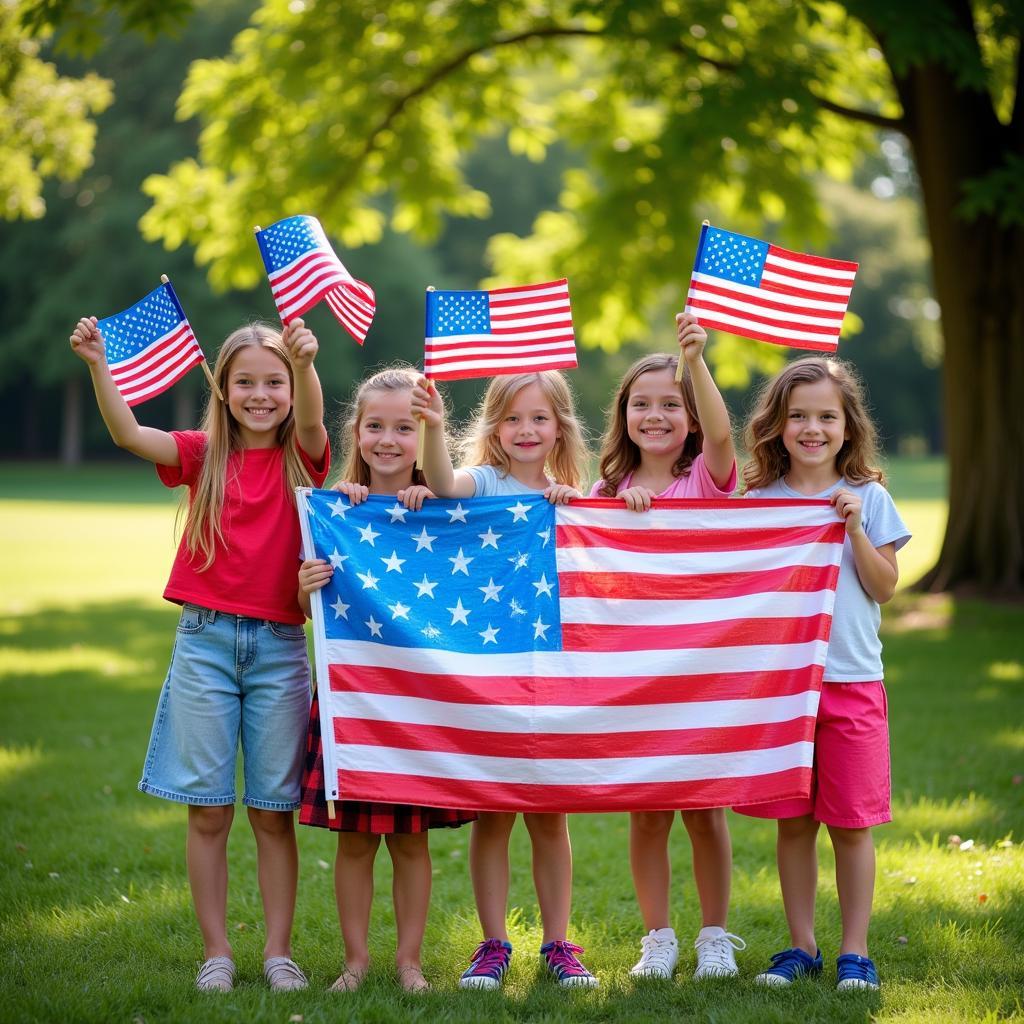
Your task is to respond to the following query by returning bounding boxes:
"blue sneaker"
[754,947,823,985]
[540,940,599,988]
[836,953,880,991]
[459,938,512,990]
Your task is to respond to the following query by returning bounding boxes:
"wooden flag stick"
[675,219,711,382]
[161,274,224,401]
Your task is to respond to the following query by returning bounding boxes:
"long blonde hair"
[337,364,427,488]
[744,356,885,491]
[184,323,314,570]
[595,353,703,496]
[458,371,588,490]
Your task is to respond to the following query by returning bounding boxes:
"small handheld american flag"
[255,215,376,344]
[96,280,205,407]
[684,224,858,352]
[424,279,578,381]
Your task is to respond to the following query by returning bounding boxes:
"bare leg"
[828,825,875,957]
[469,812,516,941]
[385,832,432,985]
[629,810,674,930]
[248,807,299,959]
[335,832,381,973]
[186,804,234,959]
[681,808,732,927]
[776,815,820,955]
[523,813,572,943]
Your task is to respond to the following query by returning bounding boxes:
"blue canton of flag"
[695,228,770,286]
[257,215,331,273]
[426,292,493,337]
[96,281,204,407]
[302,492,561,655]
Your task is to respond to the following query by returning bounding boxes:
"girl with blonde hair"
[410,369,597,988]
[70,315,330,993]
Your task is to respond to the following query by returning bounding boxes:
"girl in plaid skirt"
[298,366,475,993]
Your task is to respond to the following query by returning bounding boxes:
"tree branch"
[809,92,905,130]
[351,26,603,174]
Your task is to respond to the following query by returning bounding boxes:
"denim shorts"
[138,604,311,810]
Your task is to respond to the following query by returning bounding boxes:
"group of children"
[69,307,909,996]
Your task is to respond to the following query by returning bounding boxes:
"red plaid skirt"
[299,693,477,834]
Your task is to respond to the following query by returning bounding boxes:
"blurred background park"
[1,1,1022,1021]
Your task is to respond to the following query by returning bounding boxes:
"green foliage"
[20,0,195,55]
[0,2,112,220]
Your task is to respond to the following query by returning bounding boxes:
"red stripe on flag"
[687,317,841,352]
[334,768,814,813]
[767,244,859,273]
[686,297,842,335]
[689,280,847,317]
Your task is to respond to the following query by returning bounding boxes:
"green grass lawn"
[2,459,1022,1023]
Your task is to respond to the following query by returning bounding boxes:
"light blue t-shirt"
[748,478,911,682]
[464,464,546,496]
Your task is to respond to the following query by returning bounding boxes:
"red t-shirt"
[157,430,330,624]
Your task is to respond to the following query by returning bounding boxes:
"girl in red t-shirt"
[70,317,329,994]
[297,365,475,994]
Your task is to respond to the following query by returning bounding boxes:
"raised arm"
[283,319,328,462]
[69,317,180,466]
[677,312,735,489]
[409,377,477,498]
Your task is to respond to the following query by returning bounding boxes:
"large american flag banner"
[298,491,843,813]
[684,223,858,352]
[255,215,375,343]
[424,279,578,380]
[96,281,205,407]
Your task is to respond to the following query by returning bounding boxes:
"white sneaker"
[693,926,746,979]
[629,927,679,979]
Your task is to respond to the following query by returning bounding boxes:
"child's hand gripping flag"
[95,280,206,407]
[424,279,578,381]
[255,215,376,344]
[685,224,858,352]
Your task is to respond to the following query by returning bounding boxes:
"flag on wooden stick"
[298,491,843,813]
[96,280,205,407]
[255,215,375,343]
[424,278,577,380]
[684,223,858,351]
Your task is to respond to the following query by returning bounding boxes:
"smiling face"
[781,377,849,481]
[625,367,693,459]
[356,388,418,493]
[225,345,292,448]
[495,380,561,473]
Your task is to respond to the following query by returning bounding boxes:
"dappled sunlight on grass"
[990,728,1024,752]
[0,644,149,680]
[0,742,46,781]
[987,660,1023,681]
[889,794,1004,841]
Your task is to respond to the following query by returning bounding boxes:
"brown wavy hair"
[595,353,703,496]
[337,364,427,488]
[183,323,314,570]
[744,356,885,491]
[458,371,589,490]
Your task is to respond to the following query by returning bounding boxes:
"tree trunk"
[60,376,83,466]
[889,44,1024,595]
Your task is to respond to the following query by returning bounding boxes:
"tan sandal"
[196,955,235,992]
[329,966,368,992]
[397,965,431,993]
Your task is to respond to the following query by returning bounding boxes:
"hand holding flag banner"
[95,280,206,407]
[298,491,843,813]
[255,215,376,344]
[684,223,858,352]
[424,279,578,380]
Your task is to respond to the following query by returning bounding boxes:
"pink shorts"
[735,680,891,828]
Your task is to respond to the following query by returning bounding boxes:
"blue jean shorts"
[138,604,311,810]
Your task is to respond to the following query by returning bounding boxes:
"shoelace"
[545,941,591,978]
[837,955,875,982]
[467,939,509,977]
[638,935,677,970]
[766,948,814,979]
[694,931,746,969]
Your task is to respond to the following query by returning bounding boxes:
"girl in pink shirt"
[591,313,743,981]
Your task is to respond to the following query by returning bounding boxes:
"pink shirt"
[589,453,737,499]
[158,431,330,624]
